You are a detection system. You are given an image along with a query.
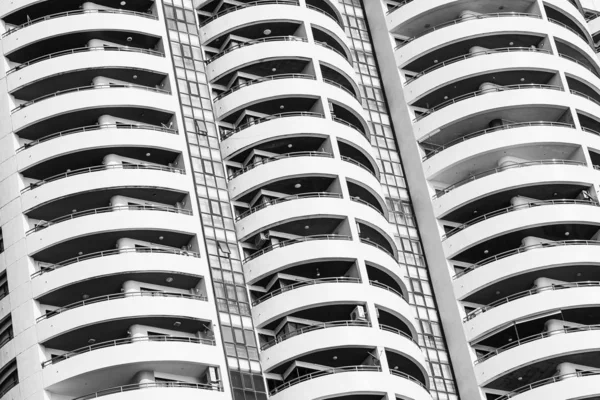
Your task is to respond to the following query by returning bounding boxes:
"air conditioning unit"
[351,305,367,322]
[255,232,269,248]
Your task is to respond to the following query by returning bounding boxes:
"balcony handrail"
[586,11,600,22]
[422,121,575,160]
[12,83,171,113]
[213,73,316,102]
[454,240,600,279]
[571,89,600,107]
[407,47,552,84]
[206,35,308,64]
[314,40,348,59]
[389,369,427,389]
[7,46,164,75]
[42,334,215,367]
[16,123,177,153]
[74,381,223,400]
[548,17,589,42]
[199,0,299,27]
[220,111,325,140]
[433,159,584,199]
[21,163,184,194]
[27,204,192,235]
[386,0,414,14]
[253,277,360,306]
[332,117,367,137]
[323,78,357,99]
[350,196,384,216]
[341,156,376,176]
[3,8,158,37]
[495,369,600,400]
[395,12,542,49]
[558,53,598,76]
[270,365,381,394]
[415,83,563,121]
[37,291,208,322]
[379,324,415,343]
[0,379,17,399]
[306,4,342,26]
[262,320,371,350]
[236,191,342,221]
[244,234,352,263]
[443,199,598,240]
[582,126,600,136]
[229,151,333,180]
[360,238,394,257]
[466,281,600,323]
[369,281,404,299]
[32,247,200,278]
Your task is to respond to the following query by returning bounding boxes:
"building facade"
[0,0,599,400]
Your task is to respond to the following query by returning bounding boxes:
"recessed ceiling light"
[553,192,558,196]
[473,210,478,214]
[577,272,582,276]
[88,338,96,344]
[294,183,302,189]
[133,75,138,80]
[565,231,570,236]
[159,236,164,240]
[332,356,338,360]
[263,29,272,35]
[304,225,310,229]
[166,277,174,283]
[287,144,293,148]
[509,42,514,46]
[444,96,448,100]
[82,294,90,300]
[272,68,277,72]
[520,78,525,82]
[433,59,438,63]
[120,1,126,5]
[394,366,399,370]
[280,105,285,109]
[483,249,489,254]
[127,36,133,42]
[72,209,77,213]
[517,377,523,381]
[146,152,151,157]
[495,290,501,295]
[174,321,182,327]
[78,251,83,256]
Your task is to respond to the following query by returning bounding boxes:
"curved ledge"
[74,383,224,400]
[464,285,600,342]
[26,208,194,255]
[494,370,600,400]
[36,294,215,343]
[20,166,188,213]
[7,47,168,94]
[453,241,600,300]
[260,322,426,377]
[251,280,415,336]
[442,201,600,258]
[431,162,591,218]
[269,368,430,400]
[31,249,201,298]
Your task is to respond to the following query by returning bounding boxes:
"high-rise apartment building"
[0,0,598,400]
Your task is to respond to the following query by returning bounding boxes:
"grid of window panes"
[161,1,267,398]
[338,1,459,399]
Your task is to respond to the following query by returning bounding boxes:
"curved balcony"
[251,278,414,333]
[422,122,575,161]
[228,153,380,200]
[244,233,403,285]
[200,1,346,49]
[214,74,315,102]
[17,123,176,153]
[42,335,214,367]
[433,159,585,199]
[244,234,350,263]
[395,12,541,50]
[229,152,332,181]
[252,277,360,306]
[464,284,600,342]
[415,84,562,122]
[31,248,201,298]
[3,9,160,57]
[74,382,223,400]
[37,291,206,322]
[27,205,190,235]
[466,281,599,322]
[269,366,430,400]
[36,292,214,343]
[220,114,373,161]
[494,370,600,400]
[406,47,552,86]
[443,199,598,240]
[22,164,183,194]
[205,36,353,82]
[12,83,169,113]
[3,9,157,38]
[236,191,341,221]
[260,321,425,375]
